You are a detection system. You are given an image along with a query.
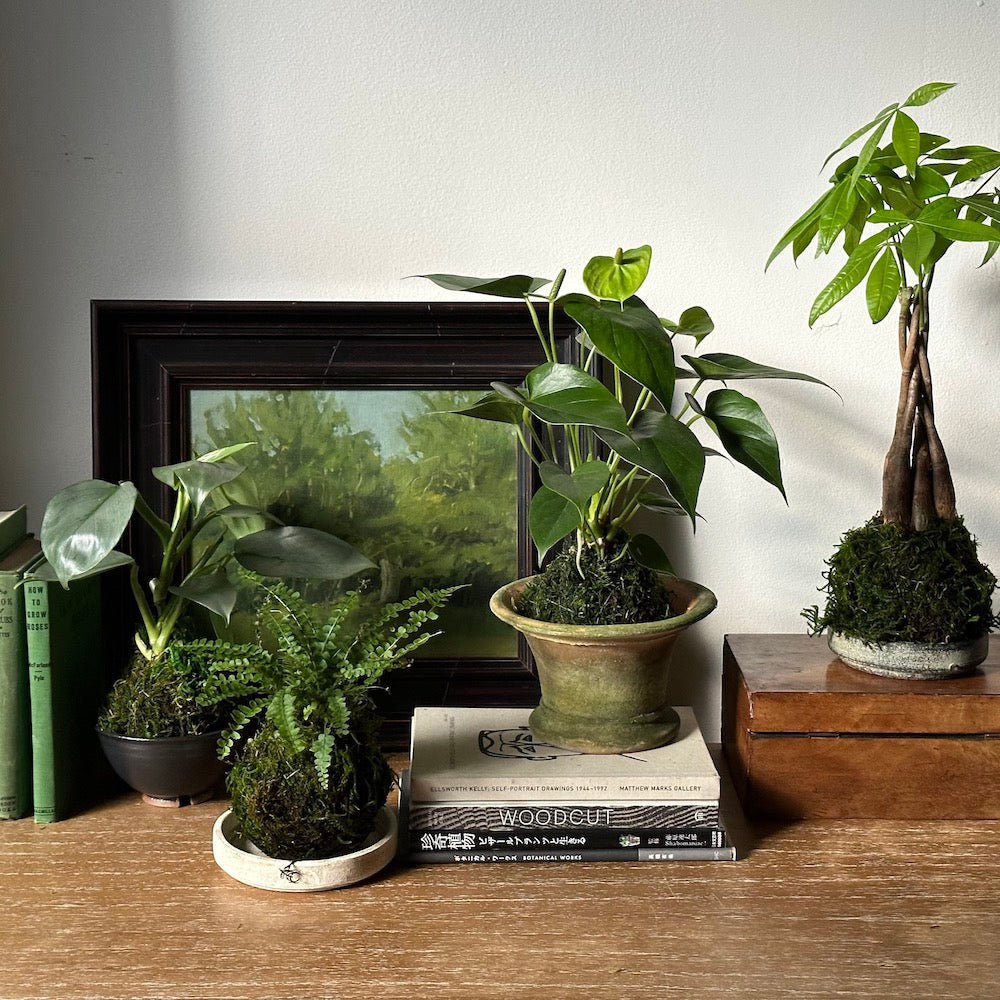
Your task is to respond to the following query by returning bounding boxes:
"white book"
[409,706,720,803]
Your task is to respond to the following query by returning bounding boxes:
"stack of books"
[402,705,734,864]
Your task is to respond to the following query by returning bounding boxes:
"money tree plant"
[421,246,830,624]
[769,82,1000,642]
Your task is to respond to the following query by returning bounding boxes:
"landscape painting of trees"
[190,387,520,658]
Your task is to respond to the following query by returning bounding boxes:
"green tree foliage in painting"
[379,391,516,599]
[193,388,518,641]
[198,391,395,545]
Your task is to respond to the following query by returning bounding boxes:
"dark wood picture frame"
[91,300,575,746]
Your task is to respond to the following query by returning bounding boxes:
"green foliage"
[803,516,1000,644]
[517,538,672,625]
[98,640,254,738]
[32,443,374,661]
[226,722,393,860]
[201,576,460,789]
[768,82,1000,324]
[194,389,518,606]
[420,246,831,586]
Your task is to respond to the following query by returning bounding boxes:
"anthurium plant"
[32,443,375,660]
[768,82,1000,642]
[421,246,829,622]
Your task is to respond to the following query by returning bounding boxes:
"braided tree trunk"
[880,278,957,531]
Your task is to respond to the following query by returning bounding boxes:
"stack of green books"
[403,706,734,864]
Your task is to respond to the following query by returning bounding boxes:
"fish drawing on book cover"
[479,726,637,763]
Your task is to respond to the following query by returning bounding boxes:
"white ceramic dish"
[212,805,398,891]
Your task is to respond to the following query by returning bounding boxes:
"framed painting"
[91,300,576,746]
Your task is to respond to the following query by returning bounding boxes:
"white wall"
[3,0,999,737]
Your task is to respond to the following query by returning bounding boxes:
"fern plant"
[199,577,459,859]
[199,578,460,788]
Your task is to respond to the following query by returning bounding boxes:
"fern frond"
[311,732,335,790]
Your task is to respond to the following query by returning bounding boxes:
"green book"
[0,536,43,819]
[24,572,107,823]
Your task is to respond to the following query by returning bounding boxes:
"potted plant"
[32,443,375,804]
[768,81,1000,679]
[208,576,458,891]
[420,245,830,752]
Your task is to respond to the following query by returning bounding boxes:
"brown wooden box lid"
[724,633,1000,735]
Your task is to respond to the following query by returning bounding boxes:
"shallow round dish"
[212,806,398,891]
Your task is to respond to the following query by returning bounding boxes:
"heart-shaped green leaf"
[702,389,785,497]
[539,460,611,515]
[582,245,652,302]
[170,569,238,623]
[27,550,135,585]
[153,457,246,514]
[495,363,630,433]
[596,410,705,525]
[40,479,138,585]
[417,273,551,298]
[627,533,674,575]
[683,353,834,391]
[528,486,582,563]
[234,527,376,579]
[562,295,676,408]
[451,390,525,425]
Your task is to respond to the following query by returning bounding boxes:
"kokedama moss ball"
[805,515,999,644]
[227,721,393,861]
[517,538,674,625]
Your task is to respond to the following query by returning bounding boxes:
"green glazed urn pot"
[489,576,717,754]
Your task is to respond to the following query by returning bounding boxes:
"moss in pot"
[206,577,459,874]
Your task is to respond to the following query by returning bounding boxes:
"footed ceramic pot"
[490,576,716,754]
[98,730,226,806]
[829,631,989,680]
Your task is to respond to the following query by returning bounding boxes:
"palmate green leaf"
[582,245,651,302]
[562,295,676,408]
[701,389,786,498]
[917,212,1000,243]
[912,165,952,199]
[234,526,376,579]
[900,224,936,271]
[808,226,901,326]
[417,273,551,298]
[902,81,955,108]
[849,116,891,187]
[817,174,860,254]
[953,152,1000,186]
[494,363,631,433]
[865,249,902,323]
[683,352,834,390]
[766,189,829,270]
[820,102,898,170]
[528,485,583,563]
[596,410,705,525]
[891,111,921,176]
[40,479,138,586]
[170,569,238,623]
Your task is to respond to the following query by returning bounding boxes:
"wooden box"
[722,633,1000,819]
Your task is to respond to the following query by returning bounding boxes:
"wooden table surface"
[2,752,998,1000]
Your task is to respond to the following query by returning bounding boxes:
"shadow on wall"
[0,2,183,512]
